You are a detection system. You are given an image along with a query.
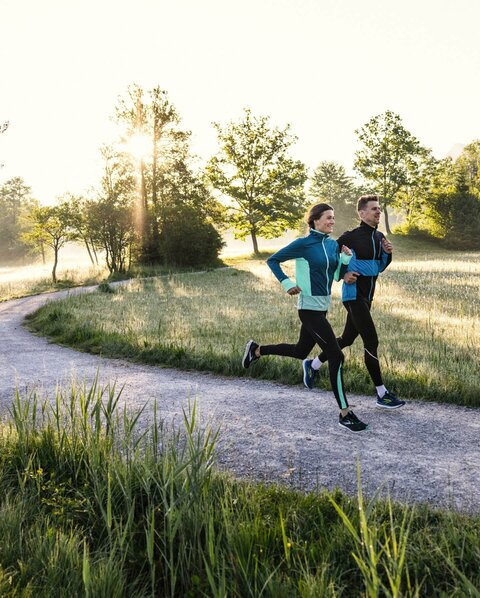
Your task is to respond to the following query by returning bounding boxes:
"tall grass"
[0,260,218,302]
[0,264,109,302]
[26,238,480,406]
[0,381,479,596]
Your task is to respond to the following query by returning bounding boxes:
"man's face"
[359,200,381,227]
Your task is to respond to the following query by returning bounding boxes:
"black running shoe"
[339,410,368,432]
[242,340,260,369]
[302,359,318,389]
[376,391,405,409]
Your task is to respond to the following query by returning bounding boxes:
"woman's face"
[313,209,335,234]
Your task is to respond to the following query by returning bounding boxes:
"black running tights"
[260,310,348,410]
[318,299,383,386]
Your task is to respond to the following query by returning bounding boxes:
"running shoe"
[242,340,260,369]
[302,359,318,389]
[338,411,368,432]
[376,391,406,409]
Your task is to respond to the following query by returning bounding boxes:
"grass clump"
[0,381,479,596]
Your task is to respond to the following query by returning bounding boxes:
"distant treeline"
[1,90,479,280]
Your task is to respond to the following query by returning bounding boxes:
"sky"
[1,0,479,203]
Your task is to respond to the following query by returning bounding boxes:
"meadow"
[26,237,480,407]
[0,381,479,597]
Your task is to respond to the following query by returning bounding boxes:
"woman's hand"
[287,286,302,295]
[340,245,352,256]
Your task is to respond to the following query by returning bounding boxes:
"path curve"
[1,284,479,512]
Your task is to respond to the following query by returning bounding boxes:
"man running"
[302,195,405,409]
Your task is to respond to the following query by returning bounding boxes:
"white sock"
[376,385,387,398]
[311,357,323,370]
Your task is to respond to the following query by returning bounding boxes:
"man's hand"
[340,244,352,256]
[287,285,302,295]
[344,272,359,284]
[382,237,393,254]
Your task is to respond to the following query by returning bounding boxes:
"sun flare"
[124,133,151,161]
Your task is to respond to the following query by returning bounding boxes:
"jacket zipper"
[368,230,376,301]
[322,236,329,294]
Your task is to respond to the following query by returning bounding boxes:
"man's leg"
[313,307,359,369]
[344,301,405,408]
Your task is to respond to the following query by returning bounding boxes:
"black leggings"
[318,299,382,386]
[260,310,348,410]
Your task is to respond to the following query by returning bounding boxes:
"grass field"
[26,236,480,407]
[1,381,479,597]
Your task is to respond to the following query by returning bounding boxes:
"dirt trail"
[1,285,479,512]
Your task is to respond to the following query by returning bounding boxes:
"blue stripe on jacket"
[341,249,390,302]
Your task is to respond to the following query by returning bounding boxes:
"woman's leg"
[298,310,348,411]
[260,323,316,359]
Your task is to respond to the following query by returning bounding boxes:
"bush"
[160,212,224,267]
[392,221,436,240]
[424,191,480,249]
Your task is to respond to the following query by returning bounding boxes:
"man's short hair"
[357,194,379,212]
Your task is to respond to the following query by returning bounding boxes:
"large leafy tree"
[354,111,429,234]
[115,84,189,263]
[207,108,307,255]
[115,84,223,265]
[0,177,38,264]
[309,161,358,233]
[24,200,78,282]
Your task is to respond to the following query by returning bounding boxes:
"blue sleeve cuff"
[281,278,297,292]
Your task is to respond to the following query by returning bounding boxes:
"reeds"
[0,381,479,596]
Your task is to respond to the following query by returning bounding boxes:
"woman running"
[242,203,368,432]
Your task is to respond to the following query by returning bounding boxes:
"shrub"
[160,210,224,266]
[424,191,480,249]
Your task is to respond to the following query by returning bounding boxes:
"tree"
[455,140,480,197]
[24,201,78,282]
[207,108,307,255]
[423,189,480,249]
[114,84,224,267]
[56,192,100,266]
[158,163,225,266]
[393,151,438,228]
[0,177,38,264]
[115,84,190,263]
[309,161,358,232]
[354,111,429,234]
[85,146,137,274]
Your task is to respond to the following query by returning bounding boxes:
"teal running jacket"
[266,229,351,311]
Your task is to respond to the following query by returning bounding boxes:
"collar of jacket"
[309,228,330,239]
[360,220,378,231]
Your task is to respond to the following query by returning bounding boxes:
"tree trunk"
[151,121,160,249]
[84,239,95,265]
[383,207,392,235]
[251,229,259,255]
[40,241,46,265]
[52,248,58,283]
[90,239,99,265]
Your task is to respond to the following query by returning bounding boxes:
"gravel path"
[1,285,479,513]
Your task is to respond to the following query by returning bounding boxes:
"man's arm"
[379,235,393,272]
